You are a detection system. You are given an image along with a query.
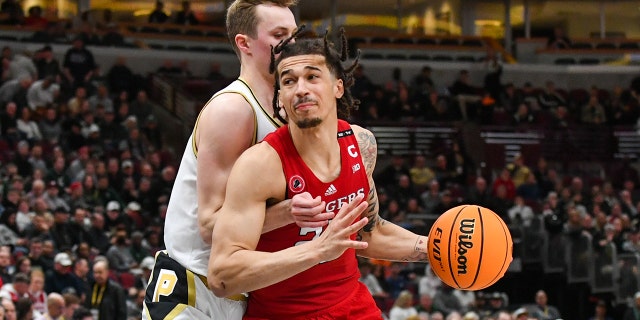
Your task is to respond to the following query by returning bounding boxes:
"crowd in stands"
[348,59,640,129]
[1,1,640,320]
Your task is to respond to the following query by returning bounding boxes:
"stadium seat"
[462,39,483,47]
[579,58,600,65]
[554,58,576,65]
[595,42,616,49]
[571,42,592,49]
[619,42,640,49]
[408,54,430,61]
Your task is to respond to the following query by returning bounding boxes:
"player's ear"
[334,78,344,99]
[235,34,250,54]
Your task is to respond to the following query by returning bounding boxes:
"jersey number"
[152,269,178,302]
[295,227,322,246]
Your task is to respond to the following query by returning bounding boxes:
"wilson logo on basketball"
[456,219,475,275]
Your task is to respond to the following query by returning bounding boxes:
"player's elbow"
[207,269,231,298]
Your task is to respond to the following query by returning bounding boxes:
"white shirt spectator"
[419,266,442,298]
[8,54,37,80]
[27,78,60,110]
[17,117,43,141]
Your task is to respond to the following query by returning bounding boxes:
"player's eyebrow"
[281,65,322,78]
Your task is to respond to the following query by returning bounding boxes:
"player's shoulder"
[350,124,376,145]
[200,90,255,120]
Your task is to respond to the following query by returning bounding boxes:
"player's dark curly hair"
[270,27,360,123]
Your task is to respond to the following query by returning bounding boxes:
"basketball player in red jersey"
[209,30,430,319]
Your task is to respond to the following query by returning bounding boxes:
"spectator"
[537,81,567,112]
[88,83,113,113]
[358,259,388,298]
[0,0,24,25]
[129,90,153,124]
[547,26,571,49]
[411,65,435,101]
[1,101,20,143]
[45,252,83,295]
[62,37,97,92]
[34,292,64,320]
[0,273,30,303]
[84,259,126,320]
[70,258,90,300]
[26,76,59,112]
[42,181,69,214]
[0,74,32,108]
[1,298,15,320]
[508,195,535,226]
[173,1,199,25]
[386,262,412,299]
[588,300,613,320]
[33,46,61,82]
[512,102,535,125]
[14,296,32,320]
[449,70,482,121]
[376,154,411,187]
[106,228,136,273]
[23,5,48,29]
[581,95,607,124]
[16,108,42,142]
[126,287,145,319]
[28,269,46,315]
[389,290,418,320]
[148,1,168,24]
[106,57,136,97]
[61,293,81,320]
[415,294,438,319]
[529,290,562,320]
[50,206,73,251]
[432,285,463,316]
[38,108,62,145]
[71,307,93,320]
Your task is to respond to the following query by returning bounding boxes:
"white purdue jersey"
[164,78,282,276]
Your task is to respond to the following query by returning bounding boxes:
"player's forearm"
[262,199,293,233]
[358,223,428,262]
[208,243,322,297]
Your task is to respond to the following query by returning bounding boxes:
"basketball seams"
[448,205,467,289]
[484,209,511,288]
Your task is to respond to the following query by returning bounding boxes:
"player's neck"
[239,64,275,115]
[290,118,341,183]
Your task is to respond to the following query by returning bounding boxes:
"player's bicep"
[212,145,283,251]
[196,95,254,225]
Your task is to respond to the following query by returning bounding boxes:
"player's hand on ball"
[314,193,368,262]
[291,192,335,228]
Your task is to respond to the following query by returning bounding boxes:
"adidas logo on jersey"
[325,184,337,196]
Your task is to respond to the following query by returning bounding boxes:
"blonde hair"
[225,0,298,57]
[393,290,414,308]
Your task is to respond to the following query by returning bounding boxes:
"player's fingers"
[335,201,368,228]
[295,220,329,228]
[296,212,334,222]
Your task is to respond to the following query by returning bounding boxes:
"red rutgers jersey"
[245,120,376,319]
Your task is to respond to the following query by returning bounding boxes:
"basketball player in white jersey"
[142,1,331,319]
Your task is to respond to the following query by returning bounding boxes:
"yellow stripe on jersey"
[186,269,196,307]
[164,304,187,319]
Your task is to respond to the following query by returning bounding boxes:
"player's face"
[251,4,296,72]
[277,54,344,129]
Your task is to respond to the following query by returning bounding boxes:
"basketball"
[427,205,513,290]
